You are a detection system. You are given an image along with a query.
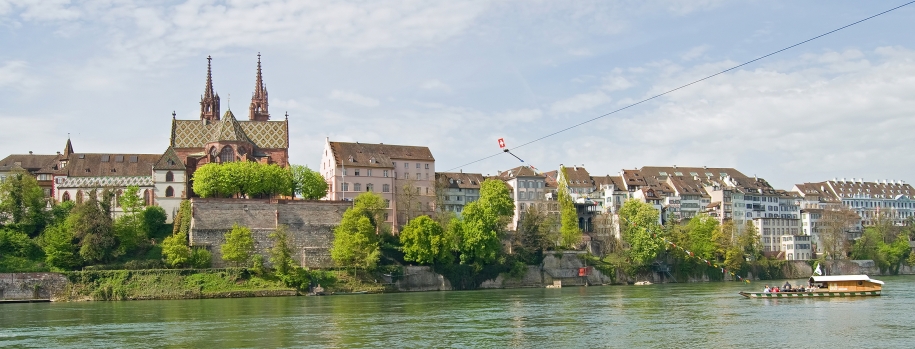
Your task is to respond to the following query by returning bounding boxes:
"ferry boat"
[739,275,884,298]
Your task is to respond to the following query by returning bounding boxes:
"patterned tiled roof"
[59,176,153,188]
[209,111,252,144]
[171,111,288,149]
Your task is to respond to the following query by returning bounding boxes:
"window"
[76,191,83,203]
[343,168,347,176]
[219,146,234,163]
[343,182,349,191]
[416,173,420,180]
[366,183,374,192]
[425,164,429,169]
[392,162,396,167]
[383,184,390,192]
[354,183,362,191]
[425,173,429,180]
[383,170,389,178]
[165,171,174,182]
[367,169,372,177]
[354,169,360,176]
[384,213,389,221]
[416,163,421,169]
[385,199,391,208]
[404,172,409,179]
[404,163,409,168]
[165,186,174,197]
[62,192,70,202]
[37,174,51,181]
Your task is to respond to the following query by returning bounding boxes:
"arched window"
[383,184,390,193]
[354,183,362,192]
[219,146,234,163]
[76,191,84,204]
[165,171,174,182]
[165,186,174,197]
[209,147,218,161]
[143,189,152,206]
[62,191,71,202]
[366,183,374,192]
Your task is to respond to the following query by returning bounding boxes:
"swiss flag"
[497,138,505,149]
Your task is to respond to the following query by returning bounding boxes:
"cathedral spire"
[249,52,270,121]
[200,55,221,122]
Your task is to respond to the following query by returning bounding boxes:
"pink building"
[320,139,436,231]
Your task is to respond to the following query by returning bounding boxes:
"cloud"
[680,45,710,61]
[421,79,451,92]
[328,89,380,107]
[550,91,612,114]
[0,60,39,92]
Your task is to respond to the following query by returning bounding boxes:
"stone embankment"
[0,273,69,301]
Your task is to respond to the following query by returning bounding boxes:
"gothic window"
[143,189,152,206]
[209,147,217,160]
[165,171,174,182]
[219,146,234,163]
[62,192,71,202]
[76,191,84,204]
[165,186,175,197]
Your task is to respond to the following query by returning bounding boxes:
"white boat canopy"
[810,275,884,285]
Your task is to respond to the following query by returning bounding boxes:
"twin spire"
[199,54,270,122]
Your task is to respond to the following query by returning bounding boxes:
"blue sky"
[1,0,914,189]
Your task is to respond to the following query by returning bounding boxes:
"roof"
[154,147,187,171]
[810,275,884,285]
[592,175,625,190]
[59,176,154,188]
[436,172,485,189]
[825,179,915,200]
[563,165,593,187]
[171,111,289,149]
[496,165,542,180]
[329,141,434,168]
[0,154,57,172]
[56,153,160,177]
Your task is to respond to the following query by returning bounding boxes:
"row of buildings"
[3,55,913,262]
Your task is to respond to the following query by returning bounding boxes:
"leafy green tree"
[400,215,454,265]
[0,169,48,236]
[291,164,328,200]
[162,230,191,268]
[557,166,581,248]
[738,221,763,262]
[618,199,663,268]
[173,200,192,236]
[193,162,293,198]
[40,223,81,270]
[355,191,388,233]
[268,225,296,275]
[192,163,231,198]
[189,247,212,268]
[453,179,514,268]
[330,208,380,269]
[142,206,168,238]
[221,223,255,267]
[68,190,116,264]
[517,203,557,255]
[684,214,719,261]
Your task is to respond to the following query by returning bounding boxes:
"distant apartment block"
[435,171,485,218]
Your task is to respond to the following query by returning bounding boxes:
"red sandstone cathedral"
[169,54,290,197]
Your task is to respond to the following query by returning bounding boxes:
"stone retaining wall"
[0,273,69,300]
[189,198,350,268]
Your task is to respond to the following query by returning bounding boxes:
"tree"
[738,221,763,262]
[0,169,48,236]
[396,179,421,226]
[684,214,719,261]
[221,223,254,267]
[192,162,293,199]
[557,166,581,248]
[162,230,191,268]
[68,190,116,264]
[268,225,296,275]
[453,179,514,268]
[330,208,380,269]
[291,165,328,200]
[618,199,663,268]
[517,202,557,254]
[40,223,81,270]
[400,215,453,265]
[819,205,858,260]
[354,191,388,233]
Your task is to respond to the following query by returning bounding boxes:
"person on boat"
[763,285,771,293]
[773,287,780,293]
[783,281,792,291]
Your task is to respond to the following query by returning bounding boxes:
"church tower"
[248,53,270,121]
[200,55,221,122]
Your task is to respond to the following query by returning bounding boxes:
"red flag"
[497,138,506,149]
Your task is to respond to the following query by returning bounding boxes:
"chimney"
[29,151,33,155]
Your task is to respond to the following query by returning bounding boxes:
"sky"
[1,0,914,190]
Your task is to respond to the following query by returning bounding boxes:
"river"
[3,275,915,348]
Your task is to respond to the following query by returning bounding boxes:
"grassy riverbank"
[59,269,295,301]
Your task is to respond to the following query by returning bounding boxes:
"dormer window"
[369,157,376,164]
[349,155,355,162]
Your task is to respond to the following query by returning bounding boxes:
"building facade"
[436,172,485,218]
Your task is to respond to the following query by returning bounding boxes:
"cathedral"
[168,54,290,197]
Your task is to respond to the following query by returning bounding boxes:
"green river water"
[2,275,915,348]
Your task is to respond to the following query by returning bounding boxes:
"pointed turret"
[249,53,270,121]
[200,55,221,122]
[63,138,74,157]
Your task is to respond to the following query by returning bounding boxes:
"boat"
[634,281,653,286]
[739,275,884,298]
